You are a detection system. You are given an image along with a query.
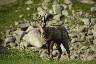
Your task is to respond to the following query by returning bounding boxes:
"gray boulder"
[40,49,49,59]
[62,10,69,17]
[92,24,96,37]
[52,1,63,14]
[81,18,90,25]
[91,18,96,25]
[13,29,25,44]
[64,0,72,4]
[4,35,16,47]
[22,26,45,48]
[17,23,30,29]
[53,14,61,21]
[91,7,96,12]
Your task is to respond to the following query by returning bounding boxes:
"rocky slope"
[0,0,96,61]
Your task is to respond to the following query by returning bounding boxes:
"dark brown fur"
[39,15,70,59]
[41,25,70,59]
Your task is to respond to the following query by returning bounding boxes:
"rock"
[91,18,96,25]
[93,24,96,31]
[4,35,16,43]
[13,29,25,44]
[17,23,30,29]
[25,0,33,5]
[91,7,96,12]
[41,0,48,10]
[30,47,41,52]
[80,46,88,50]
[53,14,61,21]
[70,33,77,38]
[4,35,16,47]
[40,49,49,58]
[63,4,67,9]
[77,0,95,4]
[88,30,93,35]
[49,9,53,14]
[78,36,85,42]
[79,26,88,32]
[5,30,11,36]
[44,0,50,3]
[41,0,50,10]
[71,51,80,59]
[19,15,23,18]
[26,26,34,32]
[92,24,96,37]
[0,38,3,43]
[90,45,96,52]
[78,11,83,16]
[52,1,63,14]
[22,26,44,48]
[81,18,90,25]
[71,38,78,43]
[93,39,96,44]
[86,55,95,61]
[7,42,17,48]
[86,35,94,44]
[20,40,29,48]
[64,0,72,4]
[72,10,75,16]
[62,10,69,17]
[85,13,90,18]
[68,3,72,10]
[15,22,19,26]
[80,54,88,61]
[26,7,30,11]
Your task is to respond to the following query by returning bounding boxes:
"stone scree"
[1,0,96,61]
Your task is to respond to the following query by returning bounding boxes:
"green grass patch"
[71,0,94,12]
[0,48,96,64]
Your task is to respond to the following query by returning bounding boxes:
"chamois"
[39,15,70,60]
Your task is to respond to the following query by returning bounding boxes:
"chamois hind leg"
[50,42,54,59]
[57,43,62,60]
[62,41,70,59]
[46,40,51,57]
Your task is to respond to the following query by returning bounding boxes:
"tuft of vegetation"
[71,0,94,12]
[0,48,96,64]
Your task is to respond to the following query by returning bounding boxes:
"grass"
[0,1,96,63]
[71,0,94,12]
[0,0,42,37]
[0,48,96,64]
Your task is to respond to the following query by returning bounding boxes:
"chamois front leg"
[57,43,62,60]
[62,41,70,60]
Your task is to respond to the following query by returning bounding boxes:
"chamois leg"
[57,43,62,60]
[62,42,70,59]
[50,42,54,59]
[46,41,51,57]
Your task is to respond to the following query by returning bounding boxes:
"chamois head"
[37,15,47,29]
